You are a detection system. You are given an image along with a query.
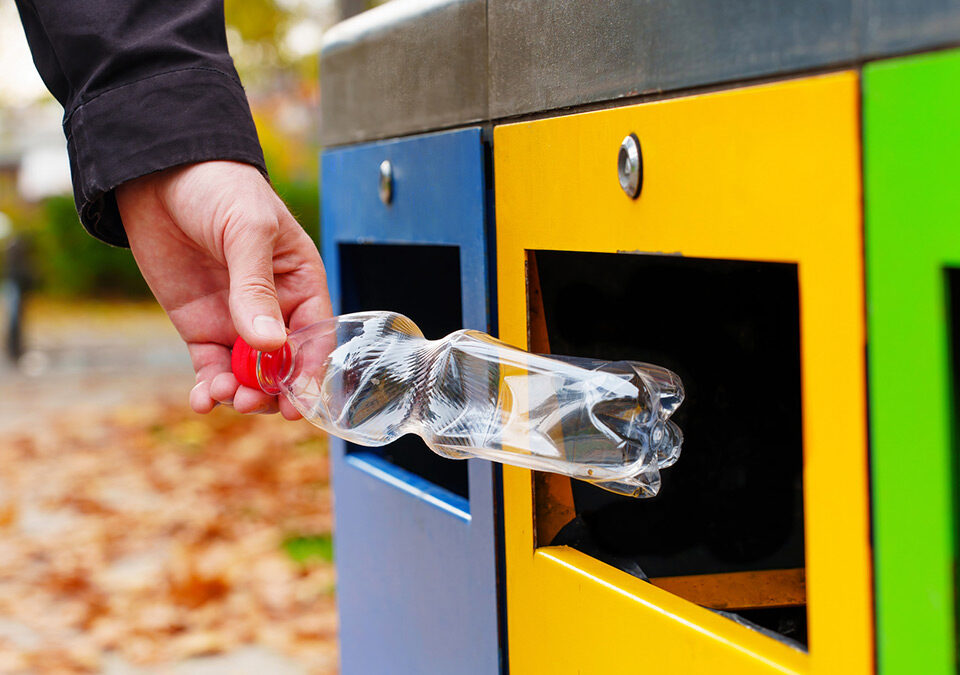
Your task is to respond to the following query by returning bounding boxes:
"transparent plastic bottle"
[231,311,684,497]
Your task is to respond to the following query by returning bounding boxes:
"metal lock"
[617,133,643,199]
[378,159,393,205]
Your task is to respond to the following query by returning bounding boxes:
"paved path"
[0,298,193,433]
[0,299,324,674]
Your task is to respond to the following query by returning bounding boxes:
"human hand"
[116,160,331,418]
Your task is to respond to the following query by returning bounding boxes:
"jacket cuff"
[65,68,267,247]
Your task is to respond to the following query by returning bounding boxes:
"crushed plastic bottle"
[231,311,684,497]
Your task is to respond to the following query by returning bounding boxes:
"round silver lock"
[617,133,642,199]
[378,160,393,205]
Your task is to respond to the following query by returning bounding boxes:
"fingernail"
[253,315,286,341]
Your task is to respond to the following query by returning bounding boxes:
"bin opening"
[946,269,960,545]
[528,249,806,647]
[339,243,469,500]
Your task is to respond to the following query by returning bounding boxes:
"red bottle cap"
[231,336,262,390]
[231,336,292,394]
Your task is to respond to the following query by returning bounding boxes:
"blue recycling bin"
[320,127,501,675]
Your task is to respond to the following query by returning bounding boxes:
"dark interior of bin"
[946,269,960,635]
[339,243,469,500]
[532,250,806,646]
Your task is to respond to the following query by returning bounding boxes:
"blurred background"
[0,1,387,672]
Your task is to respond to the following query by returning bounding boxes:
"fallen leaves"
[0,398,337,673]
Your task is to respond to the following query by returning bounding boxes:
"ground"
[0,299,338,674]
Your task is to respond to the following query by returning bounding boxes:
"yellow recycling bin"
[494,72,871,674]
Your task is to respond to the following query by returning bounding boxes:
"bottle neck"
[256,343,294,395]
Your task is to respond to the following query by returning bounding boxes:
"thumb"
[224,222,287,352]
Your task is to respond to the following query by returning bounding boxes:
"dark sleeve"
[13,0,267,247]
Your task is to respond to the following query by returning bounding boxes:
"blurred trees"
[1,0,330,299]
[36,197,149,298]
[222,0,330,246]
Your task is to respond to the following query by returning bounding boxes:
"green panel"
[865,48,960,675]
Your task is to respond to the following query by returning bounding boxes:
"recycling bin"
[318,2,960,672]
[494,72,872,674]
[865,48,960,675]
[320,128,500,675]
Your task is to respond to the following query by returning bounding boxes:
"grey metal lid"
[320,0,487,146]
[488,0,857,119]
[321,0,960,145]
[863,0,960,58]
[488,0,960,119]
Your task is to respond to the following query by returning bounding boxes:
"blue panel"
[321,128,501,675]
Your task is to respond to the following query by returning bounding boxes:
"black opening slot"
[532,250,806,646]
[944,269,960,641]
[339,243,469,500]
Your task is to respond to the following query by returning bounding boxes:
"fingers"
[272,212,331,331]
[209,372,278,414]
[190,380,218,414]
[188,343,231,413]
[209,372,239,405]
[234,386,280,415]
[189,342,280,415]
[288,292,332,333]
[279,397,302,421]
[223,220,287,352]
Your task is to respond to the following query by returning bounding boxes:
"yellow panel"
[494,72,870,674]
